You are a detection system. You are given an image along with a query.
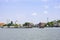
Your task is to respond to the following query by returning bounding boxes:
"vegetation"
[23,22,34,28]
[57,20,60,23]
[47,22,54,27]
[14,24,19,28]
[23,22,30,26]
[1,20,60,28]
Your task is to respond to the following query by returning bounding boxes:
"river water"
[0,27,60,40]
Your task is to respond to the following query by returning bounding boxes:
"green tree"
[57,20,60,23]
[7,21,14,28]
[23,22,30,26]
[14,24,18,28]
[7,23,11,28]
[47,22,54,27]
[23,22,33,28]
[10,21,13,26]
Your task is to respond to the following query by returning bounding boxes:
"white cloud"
[5,0,8,2]
[5,0,19,2]
[32,13,37,16]
[44,5,49,9]
[11,0,18,2]
[54,5,60,8]
[0,0,8,2]
[41,0,48,2]
[44,11,48,14]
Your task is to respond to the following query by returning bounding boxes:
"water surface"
[0,28,60,40]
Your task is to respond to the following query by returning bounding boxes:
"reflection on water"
[0,28,60,40]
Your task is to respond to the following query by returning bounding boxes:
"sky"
[0,0,60,24]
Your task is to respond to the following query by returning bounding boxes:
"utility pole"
[15,20,18,24]
[47,17,49,26]
[7,19,10,24]
[47,17,48,23]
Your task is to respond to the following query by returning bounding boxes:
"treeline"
[46,20,60,27]
[0,20,60,28]
[2,21,34,28]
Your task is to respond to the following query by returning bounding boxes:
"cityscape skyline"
[0,0,60,24]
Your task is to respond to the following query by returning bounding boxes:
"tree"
[10,21,13,26]
[14,24,18,28]
[47,22,54,27]
[7,21,14,28]
[23,22,30,27]
[57,20,60,23]
[23,22,33,28]
[7,23,11,28]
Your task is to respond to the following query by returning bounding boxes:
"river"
[0,27,60,40]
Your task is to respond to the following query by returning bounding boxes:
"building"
[0,22,5,28]
[58,23,60,27]
[38,22,46,28]
[53,20,58,27]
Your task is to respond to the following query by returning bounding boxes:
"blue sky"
[0,0,60,24]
